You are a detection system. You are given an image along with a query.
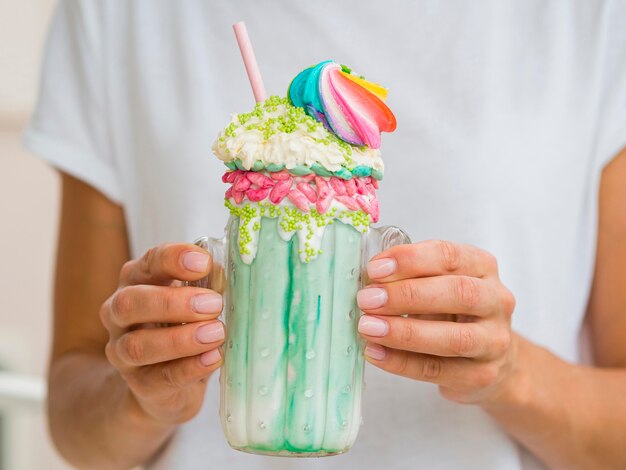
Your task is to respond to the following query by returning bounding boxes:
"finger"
[363,343,493,390]
[357,275,498,316]
[107,285,223,329]
[133,348,223,393]
[358,315,496,358]
[366,240,498,282]
[112,320,225,367]
[119,243,213,287]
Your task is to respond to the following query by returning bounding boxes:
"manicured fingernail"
[358,316,389,337]
[364,343,387,361]
[368,258,397,279]
[199,348,221,366]
[192,293,222,314]
[196,322,225,344]
[182,252,210,272]
[357,287,388,310]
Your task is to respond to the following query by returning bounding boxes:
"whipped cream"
[212,99,383,174]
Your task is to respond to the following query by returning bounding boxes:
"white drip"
[233,199,369,264]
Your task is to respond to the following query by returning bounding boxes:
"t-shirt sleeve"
[595,0,626,168]
[22,0,122,204]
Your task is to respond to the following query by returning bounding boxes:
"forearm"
[48,351,176,470]
[482,334,626,469]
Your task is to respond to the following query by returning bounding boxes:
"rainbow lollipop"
[288,61,396,149]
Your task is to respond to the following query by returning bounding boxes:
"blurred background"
[0,0,71,468]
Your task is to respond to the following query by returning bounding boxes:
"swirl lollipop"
[288,61,397,149]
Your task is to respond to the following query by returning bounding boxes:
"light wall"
[0,0,71,469]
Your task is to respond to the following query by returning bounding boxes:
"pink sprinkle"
[355,178,369,195]
[335,195,359,211]
[371,198,380,222]
[301,174,316,183]
[224,171,239,183]
[233,190,245,205]
[316,191,335,214]
[270,170,291,180]
[297,182,318,202]
[233,174,252,192]
[269,179,291,204]
[247,172,274,188]
[365,182,376,195]
[357,195,374,214]
[246,187,271,202]
[345,178,357,196]
[315,177,331,199]
[288,189,311,212]
[330,177,347,195]
[370,177,379,189]
[225,187,233,198]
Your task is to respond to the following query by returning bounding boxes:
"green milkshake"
[211,61,398,456]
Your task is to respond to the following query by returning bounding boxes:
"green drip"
[245,218,289,449]
[322,224,363,450]
[284,226,334,451]
[221,218,365,455]
[222,217,251,447]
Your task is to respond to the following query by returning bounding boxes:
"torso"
[89,1,624,468]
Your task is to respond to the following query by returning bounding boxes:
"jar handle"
[183,235,227,293]
[361,225,411,286]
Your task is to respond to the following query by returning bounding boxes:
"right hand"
[100,243,225,425]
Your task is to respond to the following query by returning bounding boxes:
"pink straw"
[232,21,267,103]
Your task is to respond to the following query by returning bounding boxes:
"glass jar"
[189,216,409,457]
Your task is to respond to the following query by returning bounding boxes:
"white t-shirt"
[24,1,626,469]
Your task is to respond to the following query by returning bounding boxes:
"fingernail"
[196,322,225,344]
[182,252,210,273]
[364,343,387,361]
[192,293,222,314]
[358,316,389,337]
[357,287,388,310]
[199,348,221,366]
[368,258,397,279]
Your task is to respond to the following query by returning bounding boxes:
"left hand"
[357,240,517,404]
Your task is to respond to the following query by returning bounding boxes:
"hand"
[357,240,517,404]
[100,243,225,425]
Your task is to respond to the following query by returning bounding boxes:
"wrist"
[481,333,533,412]
[123,384,177,434]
